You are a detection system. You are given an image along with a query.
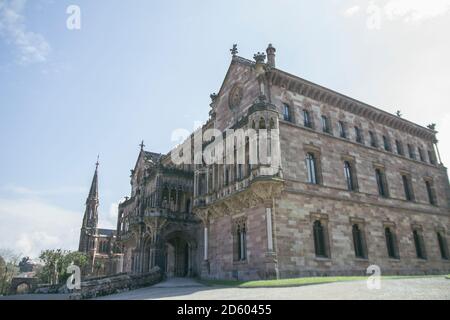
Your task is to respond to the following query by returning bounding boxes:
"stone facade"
[82,44,450,281]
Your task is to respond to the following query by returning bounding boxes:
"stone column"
[203,226,208,260]
[266,208,274,252]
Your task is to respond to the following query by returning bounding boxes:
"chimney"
[266,43,276,68]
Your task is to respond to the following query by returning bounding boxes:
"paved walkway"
[98,277,450,300]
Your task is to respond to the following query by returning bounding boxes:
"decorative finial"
[95,155,99,169]
[427,123,436,131]
[139,140,145,150]
[230,44,238,56]
[396,110,402,117]
[253,52,266,64]
[210,93,218,102]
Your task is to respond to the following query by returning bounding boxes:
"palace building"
[79,44,450,280]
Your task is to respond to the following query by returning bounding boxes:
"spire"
[87,156,99,202]
[266,43,276,68]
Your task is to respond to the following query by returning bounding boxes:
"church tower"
[78,158,99,253]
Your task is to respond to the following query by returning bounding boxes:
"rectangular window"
[338,121,346,138]
[355,126,364,144]
[428,150,437,165]
[283,103,291,122]
[352,224,367,259]
[418,147,425,162]
[369,131,377,147]
[413,229,427,260]
[401,174,414,201]
[321,116,330,134]
[344,161,357,191]
[375,168,389,197]
[437,232,449,260]
[425,180,437,205]
[395,140,404,155]
[408,144,416,159]
[313,220,329,258]
[305,152,319,184]
[303,110,312,128]
[385,227,399,259]
[383,136,391,152]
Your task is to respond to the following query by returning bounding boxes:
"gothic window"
[355,126,364,144]
[225,167,230,186]
[313,220,328,258]
[396,140,404,155]
[303,109,312,128]
[269,118,275,129]
[407,144,416,159]
[383,135,391,152]
[369,131,377,147]
[233,220,247,261]
[352,224,367,259]
[344,161,357,191]
[305,152,319,184]
[437,231,449,260]
[259,117,266,129]
[338,121,346,138]
[425,179,437,205]
[375,168,389,197]
[413,229,427,260]
[185,198,191,213]
[385,227,399,259]
[252,120,256,129]
[401,174,415,201]
[283,103,292,122]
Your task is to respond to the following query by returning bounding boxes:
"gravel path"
[98,277,450,300]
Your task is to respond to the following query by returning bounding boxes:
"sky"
[1,0,450,259]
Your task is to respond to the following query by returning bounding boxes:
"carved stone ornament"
[228,84,243,110]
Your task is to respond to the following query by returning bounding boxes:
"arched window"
[283,103,291,122]
[401,174,414,201]
[437,232,449,260]
[259,117,266,129]
[313,220,327,257]
[252,120,256,129]
[385,227,398,259]
[344,161,356,191]
[413,229,426,260]
[234,222,247,261]
[407,144,416,159]
[269,118,275,129]
[352,224,366,258]
[305,152,318,184]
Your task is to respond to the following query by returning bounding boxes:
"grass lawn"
[446,275,450,279]
[199,275,445,288]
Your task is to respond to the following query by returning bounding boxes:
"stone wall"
[69,267,162,299]
[274,191,450,277]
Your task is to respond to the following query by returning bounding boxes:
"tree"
[0,249,20,295]
[37,249,88,285]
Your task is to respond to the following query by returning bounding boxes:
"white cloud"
[99,202,118,229]
[344,5,360,17]
[384,0,450,22]
[0,197,81,258]
[0,0,50,64]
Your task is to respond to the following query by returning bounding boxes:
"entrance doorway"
[165,236,191,277]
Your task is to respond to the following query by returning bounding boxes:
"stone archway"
[162,231,196,278]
